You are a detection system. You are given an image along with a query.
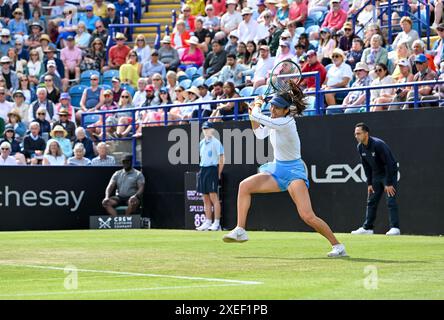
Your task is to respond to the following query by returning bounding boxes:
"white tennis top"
[250,106,301,161]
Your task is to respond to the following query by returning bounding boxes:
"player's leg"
[287,179,340,246]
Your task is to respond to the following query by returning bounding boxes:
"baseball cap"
[111,77,120,83]
[414,54,427,63]
[60,92,71,100]
[259,45,270,51]
[103,89,113,96]
[201,121,213,129]
[145,84,155,92]
[66,35,74,41]
[307,49,317,57]
[107,3,116,9]
[151,50,159,56]
[397,58,410,67]
[85,4,93,10]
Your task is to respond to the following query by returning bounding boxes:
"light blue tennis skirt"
[259,159,309,191]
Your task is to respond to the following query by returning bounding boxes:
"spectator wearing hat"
[338,21,359,53]
[103,3,129,34]
[323,48,353,106]
[432,23,444,70]
[218,53,248,87]
[49,124,72,158]
[7,105,27,139]
[1,56,19,92]
[274,40,293,66]
[276,0,290,20]
[79,4,101,33]
[203,3,221,32]
[141,50,166,79]
[108,33,131,70]
[55,92,76,122]
[11,0,31,20]
[8,8,28,37]
[68,142,91,166]
[221,0,242,35]
[179,36,205,69]
[40,60,63,91]
[237,7,259,44]
[36,33,51,61]
[102,153,145,217]
[0,29,13,57]
[0,86,13,122]
[403,54,438,109]
[133,34,152,65]
[264,0,278,18]
[0,141,18,165]
[181,4,196,33]
[321,0,347,32]
[42,138,67,165]
[11,89,30,125]
[345,37,364,70]
[53,107,76,142]
[119,50,142,88]
[42,44,66,80]
[1,124,25,165]
[29,87,56,123]
[225,30,239,56]
[170,20,191,53]
[22,121,46,164]
[203,39,227,79]
[142,84,160,107]
[289,0,307,27]
[158,36,180,71]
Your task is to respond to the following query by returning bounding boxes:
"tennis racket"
[250,59,302,114]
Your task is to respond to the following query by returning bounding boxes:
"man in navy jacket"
[351,123,401,236]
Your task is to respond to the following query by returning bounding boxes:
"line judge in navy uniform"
[352,123,401,235]
[196,121,225,231]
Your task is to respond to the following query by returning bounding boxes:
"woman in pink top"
[208,0,226,16]
[179,36,205,68]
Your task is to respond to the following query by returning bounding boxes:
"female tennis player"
[222,82,347,257]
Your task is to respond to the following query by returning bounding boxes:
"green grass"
[0,229,443,300]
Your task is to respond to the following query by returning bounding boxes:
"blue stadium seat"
[99,84,112,90]
[83,114,100,127]
[178,74,189,82]
[192,77,205,88]
[179,79,192,89]
[121,84,136,97]
[253,85,268,96]
[102,69,119,85]
[68,84,87,109]
[197,66,203,76]
[80,70,101,81]
[204,76,218,87]
[185,67,198,79]
[239,86,255,97]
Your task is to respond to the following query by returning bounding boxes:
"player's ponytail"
[281,81,307,118]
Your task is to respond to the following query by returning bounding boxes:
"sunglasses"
[21,78,28,81]
[0,92,5,95]
[354,69,365,72]
[175,89,183,92]
[60,114,68,117]
[44,79,52,82]
[332,55,341,58]
[375,68,384,72]
[137,39,144,42]
[37,113,46,115]
[121,95,130,98]
[1,36,9,38]
[91,78,99,81]
[344,28,352,31]
[1,148,10,150]
[153,79,161,81]
[415,61,425,64]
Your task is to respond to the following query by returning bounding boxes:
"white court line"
[0,284,241,298]
[1,263,263,285]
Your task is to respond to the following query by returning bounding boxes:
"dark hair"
[226,53,236,59]
[212,39,223,46]
[257,38,267,46]
[279,81,307,118]
[352,38,364,47]
[355,122,370,133]
[245,41,257,64]
[375,63,388,75]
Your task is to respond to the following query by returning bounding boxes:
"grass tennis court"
[0,229,443,300]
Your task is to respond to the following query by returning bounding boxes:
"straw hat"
[186,86,201,97]
[187,36,200,45]
[331,48,346,60]
[7,108,21,121]
[50,125,68,138]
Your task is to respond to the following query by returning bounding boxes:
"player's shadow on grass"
[237,256,428,264]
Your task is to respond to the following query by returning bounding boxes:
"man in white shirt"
[241,45,275,88]
[0,86,13,121]
[0,141,17,165]
[238,7,259,43]
[221,0,243,35]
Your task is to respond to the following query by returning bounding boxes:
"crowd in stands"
[0,0,444,166]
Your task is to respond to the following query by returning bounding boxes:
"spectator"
[0,86,13,121]
[132,78,148,108]
[209,81,241,121]
[133,34,152,65]
[26,50,42,87]
[410,39,436,74]
[158,36,180,71]
[181,4,196,33]
[289,0,307,27]
[245,41,259,68]
[238,7,259,43]
[301,50,327,91]
[42,44,65,80]
[12,0,31,20]
[73,126,96,160]
[268,23,283,56]
[203,3,221,32]
[221,0,242,35]
[120,50,142,88]
[369,63,395,112]
[193,17,212,54]
[102,154,145,216]
[165,71,178,101]
[49,124,73,158]
[88,20,108,49]
[85,38,106,72]
[389,41,411,76]
[6,108,27,141]
[0,124,26,164]
[363,23,386,49]
[171,20,191,53]
[33,106,51,138]
[203,39,227,79]
[56,6,78,48]
[322,48,353,106]
[274,40,294,65]
[265,0,278,18]
[0,56,19,92]
[0,141,17,165]
[391,16,419,50]
[68,142,91,165]
[77,74,104,123]
[317,27,335,66]
[432,23,444,70]
[53,107,76,141]
[74,21,91,50]
[179,36,205,69]
[42,138,67,165]
[108,33,131,70]
[173,85,186,105]
[79,4,101,33]
[225,30,239,56]
[210,81,224,100]
[8,8,28,38]
[403,54,438,109]
[218,53,248,87]
[142,84,160,107]
[242,44,275,89]
[180,86,202,120]
[321,0,347,32]
[345,37,364,70]
[55,92,76,123]
[40,60,64,91]
[43,74,61,104]
[111,77,123,103]
[93,0,108,19]
[11,90,30,125]
[361,34,388,75]
[0,0,12,26]
[384,59,415,110]
[0,29,13,58]
[114,90,135,137]
[23,121,46,164]
[141,50,165,79]
[15,38,29,62]
[29,87,56,123]
[338,21,359,53]
[91,141,116,165]
[7,46,25,75]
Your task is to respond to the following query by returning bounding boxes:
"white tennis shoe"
[327,244,348,258]
[222,227,249,243]
[196,220,212,231]
[208,222,221,231]
[351,227,374,235]
[386,228,401,235]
